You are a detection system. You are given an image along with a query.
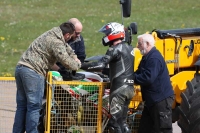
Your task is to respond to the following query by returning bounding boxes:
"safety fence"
[0,73,143,133]
[0,77,16,133]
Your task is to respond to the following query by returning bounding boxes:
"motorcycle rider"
[81,22,134,133]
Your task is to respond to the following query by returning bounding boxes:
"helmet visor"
[99,25,112,36]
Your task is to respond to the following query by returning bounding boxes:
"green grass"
[0,0,200,76]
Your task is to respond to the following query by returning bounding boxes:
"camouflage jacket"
[17,27,81,77]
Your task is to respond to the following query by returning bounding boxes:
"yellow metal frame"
[44,71,143,133]
[0,77,15,80]
[45,72,109,133]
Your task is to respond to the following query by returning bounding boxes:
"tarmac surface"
[173,122,181,133]
[0,80,182,133]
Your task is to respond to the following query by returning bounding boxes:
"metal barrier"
[0,73,143,133]
[44,72,143,133]
[0,77,16,133]
[44,72,110,133]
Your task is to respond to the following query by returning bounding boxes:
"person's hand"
[75,58,81,66]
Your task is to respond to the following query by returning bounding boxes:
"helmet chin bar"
[103,36,110,43]
[102,37,123,47]
[102,37,112,46]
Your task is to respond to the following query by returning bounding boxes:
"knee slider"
[123,124,131,133]
[108,126,115,133]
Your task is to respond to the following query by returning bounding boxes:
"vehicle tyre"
[172,106,180,123]
[178,74,200,133]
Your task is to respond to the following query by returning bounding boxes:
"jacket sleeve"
[76,35,86,63]
[52,42,81,71]
[81,47,117,71]
[65,43,77,59]
[134,58,161,85]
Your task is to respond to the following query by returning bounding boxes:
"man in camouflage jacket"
[13,22,81,133]
[53,18,85,80]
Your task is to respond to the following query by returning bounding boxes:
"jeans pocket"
[159,111,172,128]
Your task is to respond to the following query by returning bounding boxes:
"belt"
[17,64,32,69]
[18,64,28,67]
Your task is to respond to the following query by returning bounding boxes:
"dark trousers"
[108,86,134,133]
[138,96,174,133]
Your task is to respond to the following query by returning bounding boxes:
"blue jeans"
[13,65,45,133]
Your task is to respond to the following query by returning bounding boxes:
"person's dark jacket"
[68,35,86,63]
[134,47,174,108]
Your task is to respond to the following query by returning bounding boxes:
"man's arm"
[65,43,78,59]
[134,58,161,85]
[52,43,81,71]
[81,47,116,71]
[80,56,109,71]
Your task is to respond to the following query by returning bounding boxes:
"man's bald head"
[67,18,83,40]
[68,18,82,32]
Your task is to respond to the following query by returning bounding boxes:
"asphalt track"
[0,80,181,133]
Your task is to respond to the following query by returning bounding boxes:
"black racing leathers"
[81,42,134,133]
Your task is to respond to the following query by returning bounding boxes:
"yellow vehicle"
[132,28,200,133]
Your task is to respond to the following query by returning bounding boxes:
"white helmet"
[99,22,125,46]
